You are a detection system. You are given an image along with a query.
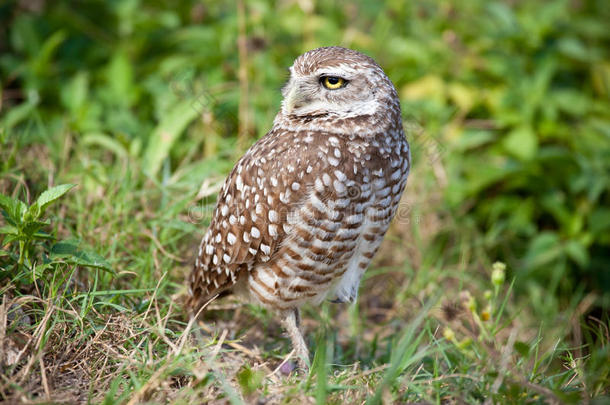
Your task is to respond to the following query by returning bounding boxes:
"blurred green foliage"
[1,0,609,306]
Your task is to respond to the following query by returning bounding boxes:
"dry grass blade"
[195,177,224,200]
[142,230,185,262]
[16,301,55,385]
[197,321,259,360]
[341,364,390,385]
[0,295,6,368]
[268,349,295,377]
[126,362,172,405]
[39,356,50,401]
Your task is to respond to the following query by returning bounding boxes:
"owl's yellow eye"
[321,76,346,90]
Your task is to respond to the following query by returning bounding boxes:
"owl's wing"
[188,129,316,308]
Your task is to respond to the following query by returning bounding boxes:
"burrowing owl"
[188,46,410,368]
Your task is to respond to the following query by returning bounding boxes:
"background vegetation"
[1,0,608,403]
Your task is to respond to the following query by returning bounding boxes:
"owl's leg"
[281,308,310,371]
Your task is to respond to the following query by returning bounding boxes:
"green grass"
[1,0,609,403]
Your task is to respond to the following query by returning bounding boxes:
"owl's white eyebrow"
[316,66,358,80]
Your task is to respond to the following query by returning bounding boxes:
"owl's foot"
[281,308,310,373]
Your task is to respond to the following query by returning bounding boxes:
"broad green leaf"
[454,130,496,152]
[503,125,538,161]
[514,341,530,357]
[0,225,19,235]
[400,75,445,104]
[33,231,53,240]
[564,240,589,267]
[51,240,112,272]
[2,234,21,245]
[106,52,134,106]
[10,15,39,55]
[0,194,27,223]
[21,220,50,238]
[0,194,15,214]
[60,71,89,113]
[236,366,264,396]
[35,184,76,213]
[524,232,562,269]
[448,82,478,113]
[82,133,128,160]
[486,2,518,31]
[143,99,200,176]
[558,37,596,62]
[31,30,67,76]
[0,99,38,132]
[589,208,610,235]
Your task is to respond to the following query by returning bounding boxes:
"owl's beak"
[283,83,307,114]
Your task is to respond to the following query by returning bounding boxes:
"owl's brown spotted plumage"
[188,47,410,368]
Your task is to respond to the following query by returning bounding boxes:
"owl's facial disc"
[281,65,380,118]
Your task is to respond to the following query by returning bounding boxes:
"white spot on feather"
[260,244,271,255]
[268,210,278,222]
[334,180,346,194]
[328,156,339,166]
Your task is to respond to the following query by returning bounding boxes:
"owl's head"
[280,47,398,119]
